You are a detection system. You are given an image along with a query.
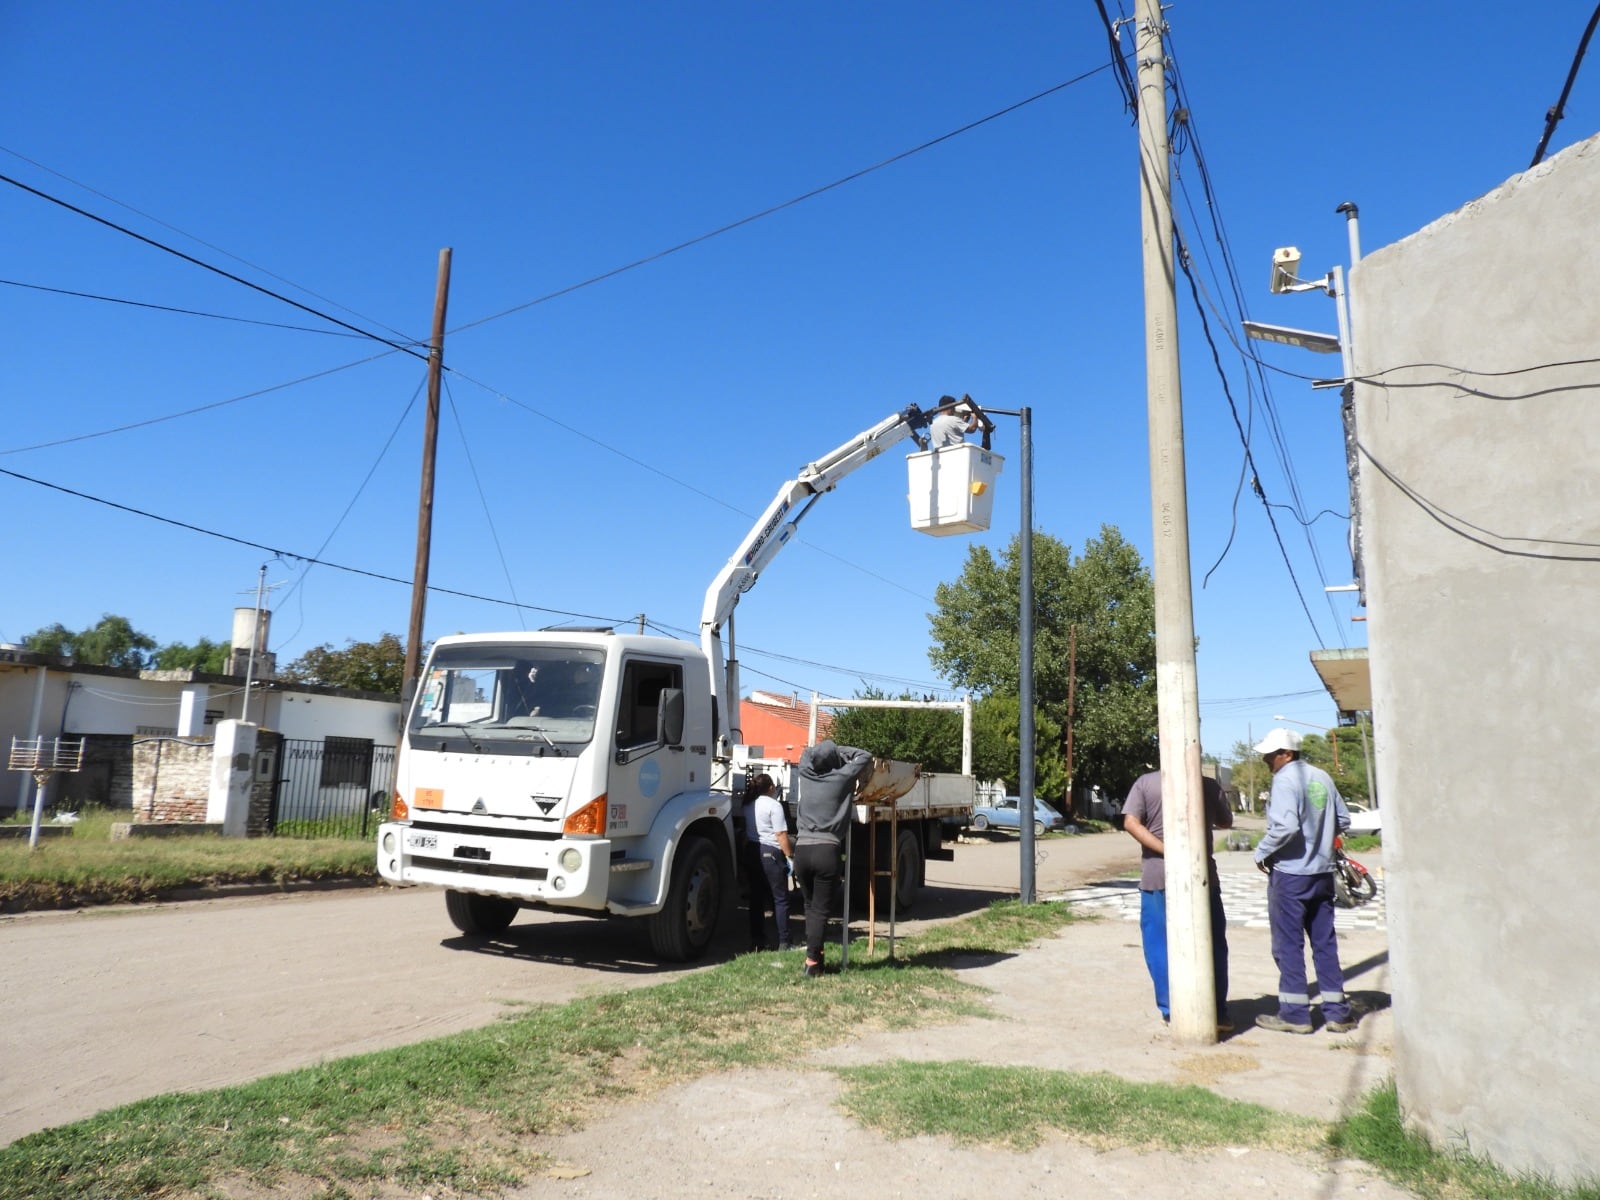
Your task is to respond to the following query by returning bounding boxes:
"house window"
[321,737,374,788]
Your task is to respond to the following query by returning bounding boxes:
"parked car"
[969,796,1068,837]
[1346,803,1382,834]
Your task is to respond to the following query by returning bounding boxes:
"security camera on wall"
[1270,246,1302,294]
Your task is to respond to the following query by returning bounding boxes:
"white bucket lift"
[906,443,1004,536]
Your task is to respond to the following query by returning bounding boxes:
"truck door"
[608,656,689,839]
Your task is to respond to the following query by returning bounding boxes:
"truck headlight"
[382,831,396,854]
[558,848,582,872]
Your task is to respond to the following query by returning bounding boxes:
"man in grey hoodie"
[792,740,874,977]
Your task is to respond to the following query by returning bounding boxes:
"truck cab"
[377,632,735,960]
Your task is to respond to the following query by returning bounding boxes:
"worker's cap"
[1253,727,1303,755]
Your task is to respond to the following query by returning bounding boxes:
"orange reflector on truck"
[564,795,607,837]
[391,794,410,820]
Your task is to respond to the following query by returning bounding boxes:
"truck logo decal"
[472,798,487,814]
[535,799,557,814]
[743,499,791,565]
[638,758,662,799]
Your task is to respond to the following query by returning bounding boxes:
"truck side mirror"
[657,688,685,747]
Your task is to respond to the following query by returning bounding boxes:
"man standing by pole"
[1252,727,1358,1034]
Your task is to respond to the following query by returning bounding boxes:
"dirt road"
[0,828,1133,1145]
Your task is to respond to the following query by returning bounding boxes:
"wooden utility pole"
[1135,0,1215,1044]
[403,248,453,695]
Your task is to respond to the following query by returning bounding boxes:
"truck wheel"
[649,835,723,962]
[888,827,924,913]
[444,890,518,936]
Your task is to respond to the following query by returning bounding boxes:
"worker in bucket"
[792,740,873,977]
[929,396,979,447]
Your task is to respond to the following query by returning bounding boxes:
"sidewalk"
[509,852,1405,1199]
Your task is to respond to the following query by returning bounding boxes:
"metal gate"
[270,738,395,839]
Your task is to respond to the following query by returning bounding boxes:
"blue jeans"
[1139,884,1230,1019]
[1267,870,1348,1024]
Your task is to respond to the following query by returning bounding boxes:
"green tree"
[928,525,1157,802]
[23,614,156,668]
[970,694,1066,798]
[828,688,963,772]
[280,633,408,694]
[826,689,1065,798]
[1224,727,1371,809]
[152,637,232,674]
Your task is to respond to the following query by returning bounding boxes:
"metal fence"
[270,738,395,839]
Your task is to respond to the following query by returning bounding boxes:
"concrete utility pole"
[403,248,453,696]
[1135,0,1215,1043]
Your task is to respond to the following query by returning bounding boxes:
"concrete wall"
[1350,132,1600,1184]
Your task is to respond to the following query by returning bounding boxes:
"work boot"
[1324,1016,1360,1033]
[1255,1013,1313,1035]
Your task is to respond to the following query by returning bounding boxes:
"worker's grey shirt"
[929,414,968,447]
[793,741,873,848]
[1254,758,1350,875]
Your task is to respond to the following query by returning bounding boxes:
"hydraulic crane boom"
[699,402,936,755]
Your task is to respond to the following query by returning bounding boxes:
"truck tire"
[444,890,518,936]
[880,826,923,914]
[649,835,723,962]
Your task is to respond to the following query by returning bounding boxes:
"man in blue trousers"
[1252,727,1358,1034]
[1123,767,1235,1033]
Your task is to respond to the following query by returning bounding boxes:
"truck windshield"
[409,644,605,753]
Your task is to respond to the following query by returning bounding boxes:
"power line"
[0,144,418,343]
[0,171,428,360]
[0,278,367,337]
[444,377,527,630]
[444,65,1112,339]
[1529,2,1600,167]
[0,463,628,623]
[1356,441,1600,561]
[0,350,400,457]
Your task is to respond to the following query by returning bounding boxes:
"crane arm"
[700,402,934,753]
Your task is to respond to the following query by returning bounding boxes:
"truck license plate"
[406,832,438,851]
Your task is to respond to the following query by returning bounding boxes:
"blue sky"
[2,2,1594,770]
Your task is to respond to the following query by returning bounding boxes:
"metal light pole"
[980,405,1037,902]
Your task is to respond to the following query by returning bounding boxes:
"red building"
[737,690,832,764]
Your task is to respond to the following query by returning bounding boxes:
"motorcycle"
[1332,835,1378,908]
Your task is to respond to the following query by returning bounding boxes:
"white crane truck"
[376,400,998,960]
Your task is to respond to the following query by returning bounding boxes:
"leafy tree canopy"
[927,525,1157,800]
[23,614,157,669]
[152,637,232,674]
[826,688,1065,799]
[1223,725,1372,807]
[281,633,408,694]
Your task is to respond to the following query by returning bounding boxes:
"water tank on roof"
[906,443,1004,536]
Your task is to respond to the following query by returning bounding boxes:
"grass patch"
[835,1059,1316,1152]
[0,900,1075,1199]
[0,807,375,912]
[1330,1080,1600,1200]
[1343,833,1382,853]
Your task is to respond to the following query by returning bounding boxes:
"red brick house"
[737,690,832,764]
